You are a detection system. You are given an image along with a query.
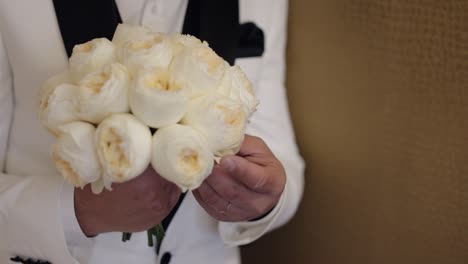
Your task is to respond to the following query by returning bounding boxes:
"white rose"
[69,38,117,83]
[218,65,259,117]
[39,71,70,103]
[96,114,152,183]
[181,94,246,157]
[117,32,173,76]
[52,122,101,188]
[130,67,188,128]
[77,63,130,124]
[151,124,214,191]
[112,23,152,47]
[170,34,207,55]
[169,44,228,98]
[39,76,79,136]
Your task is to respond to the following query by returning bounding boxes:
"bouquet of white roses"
[38,24,258,246]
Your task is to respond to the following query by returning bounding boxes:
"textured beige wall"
[242,1,468,263]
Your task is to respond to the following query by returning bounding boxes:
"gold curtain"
[242,1,468,263]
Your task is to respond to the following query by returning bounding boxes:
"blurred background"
[242,0,468,263]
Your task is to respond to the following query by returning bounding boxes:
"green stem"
[153,224,165,252]
[153,225,165,243]
[147,229,154,247]
[121,225,163,248]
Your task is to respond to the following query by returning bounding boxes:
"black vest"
[51,0,264,64]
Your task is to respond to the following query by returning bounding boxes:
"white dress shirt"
[0,0,304,263]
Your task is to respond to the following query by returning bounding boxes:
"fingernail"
[222,158,236,172]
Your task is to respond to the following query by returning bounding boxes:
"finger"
[193,183,272,222]
[238,135,273,158]
[237,135,278,167]
[194,182,228,214]
[193,190,233,222]
[205,165,272,211]
[193,191,246,222]
[219,155,278,194]
[193,182,246,222]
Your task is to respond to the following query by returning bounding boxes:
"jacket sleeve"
[0,31,80,264]
[218,0,305,246]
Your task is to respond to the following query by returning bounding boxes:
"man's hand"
[193,135,286,222]
[74,166,181,236]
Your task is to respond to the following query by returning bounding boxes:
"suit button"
[160,252,172,264]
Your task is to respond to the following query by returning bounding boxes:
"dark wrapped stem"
[122,232,132,242]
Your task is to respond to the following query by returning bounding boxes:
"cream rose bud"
[112,23,152,47]
[218,65,259,117]
[69,38,117,83]
[117,32,173,76]
[130,67,188,128]
[169,44,228,98]
[77,63,130,124]
[52,122,101,188]
[39,76,79,136]
[96,114,152,183]
[151,124,214,191]
[181,94,247,157]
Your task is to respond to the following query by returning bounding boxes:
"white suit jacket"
[0,0,304,263]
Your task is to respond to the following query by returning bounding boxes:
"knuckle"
[271,169,286,196]
[250,135,261,142]
[202,189,219,206]
[252,174,269,192]
[251,136,267,148]
[256,136,266,146]
[252,202,268,216]
[277,179,287,195]
[224,185,240,201]
[269,178,285,197]
[271,185,284,197]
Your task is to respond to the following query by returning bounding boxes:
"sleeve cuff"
[217,182,287,246]
[59,182,95,248]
